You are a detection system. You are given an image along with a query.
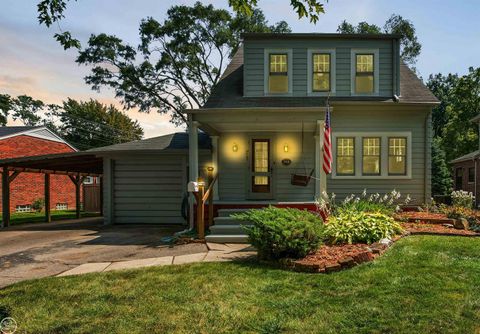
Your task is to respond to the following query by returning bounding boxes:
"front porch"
[187,108,329,203]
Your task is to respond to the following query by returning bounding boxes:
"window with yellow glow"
[362,137,380,175]
[254,141,269,185]
[269,54,288,94]
[355,54,374,94]
[336,137,355,175]
[312,53,330,92]
[388,137,407,175]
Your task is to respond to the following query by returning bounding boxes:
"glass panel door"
[251,139,271,193]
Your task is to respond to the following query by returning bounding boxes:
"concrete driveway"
[0,218,207,288]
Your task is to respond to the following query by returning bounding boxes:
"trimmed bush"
[234,207,324,260]
[325,211,403,244]
[451,190,474,209]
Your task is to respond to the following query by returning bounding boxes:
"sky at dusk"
[1,0,479,138]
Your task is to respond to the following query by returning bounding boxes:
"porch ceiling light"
[232,143,238,152]
[284,143,289,153]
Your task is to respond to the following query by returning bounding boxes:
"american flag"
[323,103,332,174]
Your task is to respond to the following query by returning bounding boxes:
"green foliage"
[451,190,475,209]
[234,206,324,260]
[0,94,10,126]
[10,95,44,126]
[431,137,452,195]
[56,99,144,149]
[337,14,421,67]
[325,211,403,244]
[31,198,45,212]
[76,2,290,125]
[317,189,411,217]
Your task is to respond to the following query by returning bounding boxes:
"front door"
[250,139,273,198]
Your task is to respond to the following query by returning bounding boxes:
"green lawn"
[0,210,100,225]
[1,236,480,333]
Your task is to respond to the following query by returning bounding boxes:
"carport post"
[44,173,51,223]
[68,174,85,219]
[1,167,10,228]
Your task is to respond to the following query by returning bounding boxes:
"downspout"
[392,39,397,97]
[474,157,477,208]
[425,110,432,204]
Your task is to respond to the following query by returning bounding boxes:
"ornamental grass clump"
[233,206,324,260]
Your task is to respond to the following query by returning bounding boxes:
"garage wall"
[113,154,187,224]
[102,151,212,225]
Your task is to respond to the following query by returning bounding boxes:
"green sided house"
[184,33,438,241]
[0,33,438,242]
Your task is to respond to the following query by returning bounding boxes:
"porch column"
[211,135,219,201]
[1,167,10,228]
[188,116,199,182]
[44,173,51,223]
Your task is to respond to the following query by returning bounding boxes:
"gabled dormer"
[242,33,401,99]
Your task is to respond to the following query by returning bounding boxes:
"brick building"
[0,126,78,212]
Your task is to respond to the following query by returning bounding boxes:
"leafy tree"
[337,14,421,66]
[9,95,44,126]
[0,94,11,126]
[75,2,290,125]
[427,73,460,137]
[55,99,144,149]
[431,137,452,196]
[36,0,322,50]
[439,67,480,163]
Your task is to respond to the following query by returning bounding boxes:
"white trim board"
[331,131,412,180]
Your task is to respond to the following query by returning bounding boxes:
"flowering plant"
[451,190,475,209]
[316,189,412,219]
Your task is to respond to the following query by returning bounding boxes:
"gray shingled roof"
[451,150,480,164]
[203,47,439,109]
[0,126,43,138]
[88,132,211,153]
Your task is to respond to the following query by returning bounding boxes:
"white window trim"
[307,48,336,96]
[332,132,412,179]
[350,48,380,96]
[264,49,293,96]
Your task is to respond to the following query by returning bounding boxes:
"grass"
[1,236,480,333]
[0,210,100,225]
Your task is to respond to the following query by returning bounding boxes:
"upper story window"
[268,54,288,94]
[355,54,374,94]
[312,53,330,92]
[351,49,379,96]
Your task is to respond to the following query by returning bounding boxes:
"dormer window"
[268,54,288,93]
[312,53,330,92]
[355,54,374,94]
[351,49,379,96]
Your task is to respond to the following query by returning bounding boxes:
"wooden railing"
[192,168,218,239]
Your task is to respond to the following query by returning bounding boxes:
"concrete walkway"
[57,243,256,277]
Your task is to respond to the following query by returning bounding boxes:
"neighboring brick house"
[0,126,78,213]
[451,115,480,207]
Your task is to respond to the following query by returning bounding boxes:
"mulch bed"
[395,211,456,224]
[402,222,480,236]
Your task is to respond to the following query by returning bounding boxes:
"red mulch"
[397,211,447,220]
[298,244,371,265]
[402,222,480,236]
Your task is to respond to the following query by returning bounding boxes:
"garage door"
[113,156,186,224]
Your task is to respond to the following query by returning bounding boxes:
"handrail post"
[207,167,214,228]
[196,178,205,239]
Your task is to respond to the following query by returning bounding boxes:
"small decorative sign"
[281,159,292,166]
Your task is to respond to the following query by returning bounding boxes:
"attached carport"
[0,152,103,228]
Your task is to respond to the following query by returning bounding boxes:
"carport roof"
[0,152,103,175]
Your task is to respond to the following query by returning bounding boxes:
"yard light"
[284,143,289,153]
[232,143,238,152]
